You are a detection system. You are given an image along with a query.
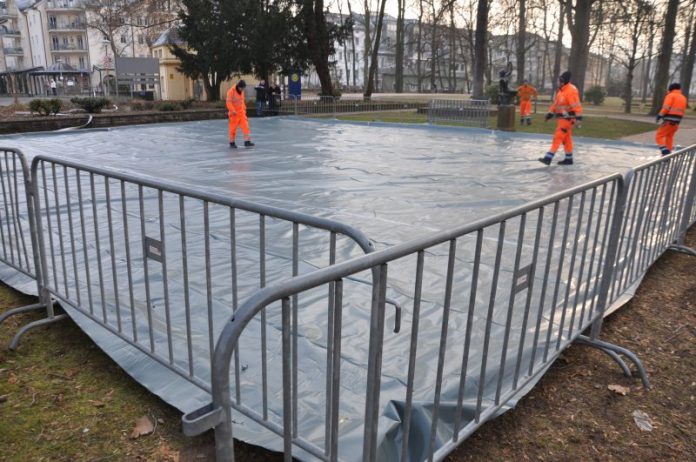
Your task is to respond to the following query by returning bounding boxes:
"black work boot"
[244,140,255,148]
[558,158,573,165]
[229,141,237,149]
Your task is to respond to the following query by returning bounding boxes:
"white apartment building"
[0,0,174,96]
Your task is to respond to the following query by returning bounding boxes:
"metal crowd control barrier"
[608,146,696,309]
[27,155,390,395]
[427,99,491,128]
[185,172,655,461]
[0,148,64,349]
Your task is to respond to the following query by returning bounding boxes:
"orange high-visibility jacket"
[226,87,246,117]
[550,83,583,119]
[517,84,538,102]
[659,89,687,123]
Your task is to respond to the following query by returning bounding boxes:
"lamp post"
[56,57,62,96]
[101,39,110,96]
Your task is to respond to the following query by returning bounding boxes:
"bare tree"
[551,0,565,95]
[364,0,387,96]
[472,0,490,98]
[614,0,653,113]
[564,0,598,98]
[516,0,528,84]
[346,0,358,88]
[679,0,696,101]
[650,0,680,114]
[394,0,406,92]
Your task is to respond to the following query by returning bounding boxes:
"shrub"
[70,97,111,113]
[484,84,499,104]
[157,101,179,111]
[179,98,195,109]
[585,85,606,106]
[28,98,62,116]
[214,100,227,109]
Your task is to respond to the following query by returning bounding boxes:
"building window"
[49,16,57,28]
[138,34,144,45]
[79,57,85,68]
[120,35,126,44]
[77,36,83,49]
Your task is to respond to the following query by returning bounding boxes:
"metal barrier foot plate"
[574,335,650,388]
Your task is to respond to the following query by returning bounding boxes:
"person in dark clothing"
[268,82,281,114]
[254,80,267,116]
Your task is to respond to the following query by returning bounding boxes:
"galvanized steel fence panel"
[608,147,696,305]
[30,155,377,394]
[195,174,627,461]
[427,99,491,128]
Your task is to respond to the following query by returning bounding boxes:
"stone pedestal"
[497,104,516,131]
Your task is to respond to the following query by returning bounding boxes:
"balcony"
[0,7,16,19]
[0,28,20,36]
[48,22,87,31]
[46,1,85,12]
[51,44,87,52]
[3,47,23,55]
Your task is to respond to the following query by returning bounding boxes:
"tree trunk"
[363,0,371,89]
[624,57,635,114]
[449,4,456,90]
[472,0,489,99]
[566,0,594,99]
[516,0,527,85]
[394,0,405,92]
[417,0,424,92]
[641,20,655,104]
[364,0,386,96]
[430,3,438,91]
[681,5,696,102]
[552,0,564,95]
[347,0,357,88]
[650,0,679,115]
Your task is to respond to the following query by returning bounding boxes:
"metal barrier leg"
[574,334,650,388]
[8,312,68,350]
[668,243,696,257]
[0,302,45,324]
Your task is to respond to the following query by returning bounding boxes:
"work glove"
[544,112,553,122]
[656,114,663,124]
[575,115,583,129]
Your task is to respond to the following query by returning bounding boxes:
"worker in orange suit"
[539,71,583,166]
[655,83,687,156]
[516,80,538,125]
[226,80,254,148]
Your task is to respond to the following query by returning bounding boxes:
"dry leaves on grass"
[131,416,155,439]
[608,384,630,396]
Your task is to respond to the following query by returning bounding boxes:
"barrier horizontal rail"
[0,149,63,349]
[28,154,381,395]
[427,99,491,128]
[186,171,656,461]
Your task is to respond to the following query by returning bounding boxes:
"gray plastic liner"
[0,118,657,460]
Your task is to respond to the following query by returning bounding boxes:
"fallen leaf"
[632,410,654,432]
[608,384,630,396]
[130,416,154,439]
[0,394,8,403]
[89,400,105,408]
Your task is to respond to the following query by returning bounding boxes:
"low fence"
[1,144,695,461]
[426,99,491,128]
[273,96,425,118]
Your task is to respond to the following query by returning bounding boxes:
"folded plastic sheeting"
[0,119,658,460]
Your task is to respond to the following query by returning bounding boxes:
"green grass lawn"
[335,110,656,140]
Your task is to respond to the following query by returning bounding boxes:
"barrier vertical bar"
[591,173,630,338]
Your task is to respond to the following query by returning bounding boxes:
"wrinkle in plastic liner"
[0,119,658,461]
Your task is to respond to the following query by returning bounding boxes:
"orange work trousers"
[655,122,679,151]
[549,118,574,154]
[520,100,532,117]
[228,114,250,142]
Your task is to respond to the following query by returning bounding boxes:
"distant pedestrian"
[539,71,583,166]
[655,83,687,156]
[50,78,57,96]
[226,80,254,148]
[254,80,267,116]
[268,81,281,114]
[516,80,538,125]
